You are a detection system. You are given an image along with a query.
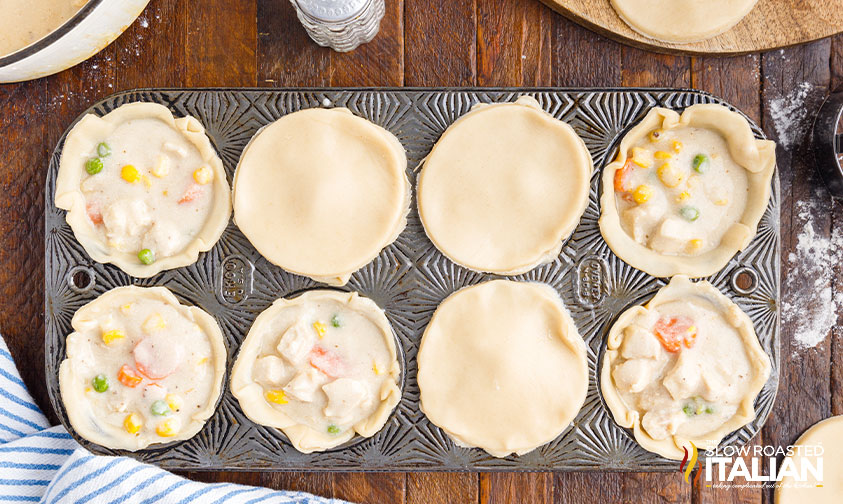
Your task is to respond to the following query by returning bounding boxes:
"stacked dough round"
[417,96,592,274]
[611,0,759,43]
[231,290,401,453]
[418,280,588,457]
[233,108,410,286]
[56,102,231,278]
[59,286,227,451]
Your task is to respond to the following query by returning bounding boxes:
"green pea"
[679,206,700,222]
[92,374,109,393]
[138,249,155,265]
[97,142,111,157]
[85,157,103,175]
[327,424,340,434]
[704,406,715,414]
[150,400,170,416]
[682,404,695,417]
[331,314,342,328]
[692,154,709,174]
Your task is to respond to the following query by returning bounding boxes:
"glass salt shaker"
[291,0,385,53]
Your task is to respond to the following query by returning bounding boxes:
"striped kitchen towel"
[0,336,350,504]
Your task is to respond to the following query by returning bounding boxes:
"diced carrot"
[117,364,143,388]
[653,316,697,353]
[309,346,344,378]
[86,203,103,224]
[614,159,635,193]
[178,184,203,204]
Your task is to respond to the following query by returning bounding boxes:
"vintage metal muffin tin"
[45,88,780,471]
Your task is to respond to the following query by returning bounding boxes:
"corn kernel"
[312,321,327,339]
[676,191,691,202]
[192,166,214,185]
[671,140,683,153]
[372,360,381,376]
[197,357,208,366]
[85,387,92,393]
[632,185,653,204]
[155,418,180,437]
[630,147,653,168]
[102,329,125,345]
[124,413,142,434]
[714,199,728,206]
[687,239,704,252]
[165,393,183,412]
[648,129,664,142]
[265,389,288,405]
[142,313,166,333]
[120,165,141,183]
[657,163,683,188]
[151,155,170,178]
[120,303,133,315]
[654,151,672,160]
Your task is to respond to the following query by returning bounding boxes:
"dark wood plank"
[256,0,330,86]
[407,473,477,504]
[334,473,405,503]
[476,0,552,86]
[551,16,621,86]
[404,0,476,86]
[480,473,553,504]
[830,33,843,421]
[621,45,691,88]
[116,0,186,88]
[330,0,404,87]
[185,0,257,86]
[264,473,334,497]
[554,473,622,503]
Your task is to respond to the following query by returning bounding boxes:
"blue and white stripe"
[0,336,349,504]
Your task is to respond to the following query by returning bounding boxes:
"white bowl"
[0,0,151,83]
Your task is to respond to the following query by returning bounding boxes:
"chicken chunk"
[323,378,371,425]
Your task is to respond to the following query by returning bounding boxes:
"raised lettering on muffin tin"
[45,88,780,471]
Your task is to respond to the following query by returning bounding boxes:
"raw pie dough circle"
[417,96,592,275]
[417,280,588,457]
[599,104,775,278]
[775,415,843,503]
[59,286,227,451]
[56,102,231,278]
[601,276,771,460]
[610,0,759,44]
[233,108,410,286]
[230,290,401,453]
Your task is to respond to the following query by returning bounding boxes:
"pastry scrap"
[610,0,759,44]
[232,108,410,286]
[417,280,588,458]
[55,102,231,278]
[230,290,401,453]
[599,104,775,278]
[775,415,843,502]
[417,96,592,275]
[58,286,226,451]
[601,276,771,460]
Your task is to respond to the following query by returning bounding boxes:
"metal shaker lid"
[294,0,369,22]
[811,91,843,199]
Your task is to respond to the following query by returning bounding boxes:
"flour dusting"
[781,200,843,350]
[768,82,814,149]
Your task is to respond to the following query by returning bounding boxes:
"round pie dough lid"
[610,0,759,44]
[417,96,593,275]
[233,107,410,286]
[417,280,588,457]
[775,415,843,503]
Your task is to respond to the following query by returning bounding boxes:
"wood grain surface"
[541,0,843,55]
[1,0,842,503]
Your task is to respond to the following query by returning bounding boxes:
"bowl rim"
[0,0,106,68]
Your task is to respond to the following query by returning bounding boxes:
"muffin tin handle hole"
[67,266,96,293]
[730,266,759,296]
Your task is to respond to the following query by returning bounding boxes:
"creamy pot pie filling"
[59,286,226,451]
[614,126,748,256]
[231,291,400,453]
[601,276,770,460]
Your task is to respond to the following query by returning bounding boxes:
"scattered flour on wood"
[781,200,843,351]
[768,82,814,149]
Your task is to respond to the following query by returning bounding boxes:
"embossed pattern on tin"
[45,88,780,472]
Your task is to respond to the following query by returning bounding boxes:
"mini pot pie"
[230,290,401,453]
[232,108,410,286]
[601,276,771,460]
[417,280,588,458]
[600,104,775,278]
[417,96,592,275]
[59,286,227,451]
[775,415,843,503]
[610,0,759,44]
[56,102,231,278]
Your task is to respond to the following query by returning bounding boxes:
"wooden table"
[1,0,841,502]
